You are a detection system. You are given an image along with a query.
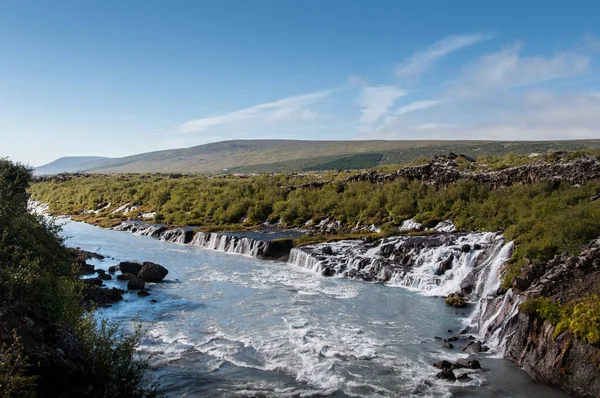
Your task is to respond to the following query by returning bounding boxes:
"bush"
[0,159,158,397]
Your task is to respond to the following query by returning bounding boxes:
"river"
[61,220,569,398]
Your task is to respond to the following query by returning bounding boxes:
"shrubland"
[29,151,600,346]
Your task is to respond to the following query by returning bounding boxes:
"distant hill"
[37,139,600,175]
[35,156,112,175]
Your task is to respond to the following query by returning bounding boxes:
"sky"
[1,0,600,166]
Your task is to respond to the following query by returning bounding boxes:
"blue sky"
[1,0,600,166]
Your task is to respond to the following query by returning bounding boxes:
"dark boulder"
[118,261,143,275]
[442,342,454,349]
[463,341,483,354]
[108,265,117,274]
[83,277,103,286]
[433,360,453,369]
[99,273,112,281]
[513,276,531,291]
[82,286,124,308]
[137,262,169,282]
[127,278,145,290]
[78,263,95,275]
[461,244,471,253]
[321,246,334,255]
[436,368,456,380]
[137,289,151,297]
[454,358,481,370]
[435,254,454,276]
[116,273,137,281]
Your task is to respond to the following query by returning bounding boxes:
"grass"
[36,139,600,175]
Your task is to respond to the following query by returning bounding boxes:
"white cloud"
[455,44,589,95]
[395,33,491,82]
[176,90,331,134]
[394,100,441,116]
[373,90,600,140]
[357,85,406,126]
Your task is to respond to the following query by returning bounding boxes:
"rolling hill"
[34,156,112,175]
[36,139,600,175]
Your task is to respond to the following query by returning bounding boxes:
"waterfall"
[190,232,269,258]
[287,233,510,297]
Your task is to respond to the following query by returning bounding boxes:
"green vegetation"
[29,150,600,347]
[520,296,600,345]
[445,295,466,308]
[36,139,600,175]
[0,158,157,397]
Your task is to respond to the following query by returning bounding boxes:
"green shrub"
[519,297,562,325]
[0,331,36,398]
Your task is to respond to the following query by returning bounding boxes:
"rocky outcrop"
[476,238,600,398]
[282,154,600,193]
[503,313,600,397]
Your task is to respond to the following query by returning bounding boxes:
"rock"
[127,278,145,290]
[83,277,103,286]
[117,273,137,281]
[513,276,531,291]
[0,305,88,397]
[433,360,453,369]
[108,265,117,274]
[442,342,454,349]
[99,273,112,281]
[137,289,151,297]
[137,262,168,282]
[463,341,483,354]
[78,263,95,275]
[436,368,456,380]
[447,336,458,342]
[82,286,124,307]
[321,246,334,255]
[454,358,481,369]
[461,244,471,253]
[96,269,106,276]
[150,299,158,303]
[435,254,454,276]
[473,244,482,250]
[118,261,143,275]
[457,373,472,381]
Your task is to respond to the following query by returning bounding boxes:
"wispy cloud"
[357,85,406,127]
[455,43,589,95]
[394,100,441,116]
[176,90,332,134]
[395,33,491,82]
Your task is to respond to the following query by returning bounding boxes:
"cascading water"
[190,232,269,258]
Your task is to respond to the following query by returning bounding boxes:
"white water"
[190,232,268,257]
[59,219,569,397]
[287,232,510,299]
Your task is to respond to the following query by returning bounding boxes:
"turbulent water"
[61,220,569,398]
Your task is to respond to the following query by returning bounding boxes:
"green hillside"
[39,139,600,174]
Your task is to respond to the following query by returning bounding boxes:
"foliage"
[520,296,600,345]
[445,296,466,308]
[29,152,600,289]
[554,296,600,344]
[519,297,562,324]
[76,317,158,398]
[0,331,36,398]
[0,158,157,397]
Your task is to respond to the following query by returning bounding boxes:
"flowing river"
[61,220,569,398]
